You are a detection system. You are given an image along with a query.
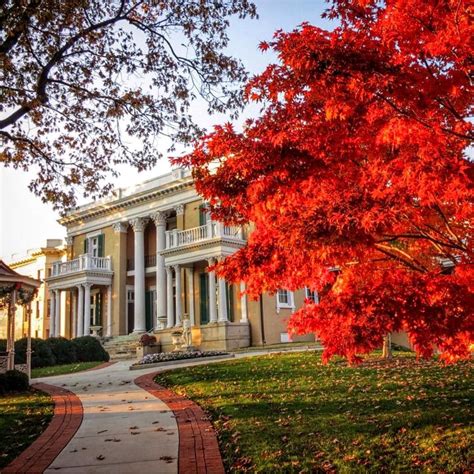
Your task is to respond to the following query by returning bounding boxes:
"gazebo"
[0,260,41,380]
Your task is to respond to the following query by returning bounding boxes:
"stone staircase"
[101,334,141,360]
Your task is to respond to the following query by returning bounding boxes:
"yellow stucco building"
[44,169,318,352]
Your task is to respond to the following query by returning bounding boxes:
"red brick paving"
[3,383,83,474]
[135,372,225,474]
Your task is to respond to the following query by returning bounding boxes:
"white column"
[240,281,248,323]
[218,276,228,322]
[106,285,113,337]
[71,290,77,339]
[49,290,56,337]
[152,211,167,329]
[166,266,174,328]
[174,264,182,326]
[130,217,149,333]
[83,283,92,336]
[207,258,217,323]
[76,285,84,337]
[187,267,195,326]
[54,290,61,336]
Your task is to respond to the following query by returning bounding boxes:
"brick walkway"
[135,372,225,474]
[4,384,83,474]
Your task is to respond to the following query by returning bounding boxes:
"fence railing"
[165,221,244,249]
[50,254,112,276]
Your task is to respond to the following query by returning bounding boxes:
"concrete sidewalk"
[36,362,179,474]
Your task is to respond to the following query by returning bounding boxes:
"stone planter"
[136,343,161,359]
[171,333,183,352]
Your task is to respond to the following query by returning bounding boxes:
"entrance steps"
[101,334,140,360]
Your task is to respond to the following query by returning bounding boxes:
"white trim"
[276,289,295,313]
[86,230,103,238]
[304,287,320,304]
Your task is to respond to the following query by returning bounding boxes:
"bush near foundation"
[15,338,56,368]
[47,337,77,365]
[0,370,29,394]
[72,336,109,362]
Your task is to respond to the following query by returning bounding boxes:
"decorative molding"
[150,211,168,226]
[171,168,184,180]
[112,222,128,233]
[59,180,194,226]
[206,257,217,266]
[174,204,184,216]
[65,236,74,246]
[130,217,149,232]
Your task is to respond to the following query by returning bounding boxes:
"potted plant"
[136,334,160,358]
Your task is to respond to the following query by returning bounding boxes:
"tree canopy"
[177,0,473,363]
[0,0,256,208]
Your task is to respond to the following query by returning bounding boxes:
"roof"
[0,260,41,289]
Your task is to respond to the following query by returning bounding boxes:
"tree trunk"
[382,333,392,359]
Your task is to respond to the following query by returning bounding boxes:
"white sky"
[0,0,333,261]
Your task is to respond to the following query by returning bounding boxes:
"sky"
[0,0,334,261]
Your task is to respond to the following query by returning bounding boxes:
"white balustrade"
[51,254,112,276]
[164,221,244,249]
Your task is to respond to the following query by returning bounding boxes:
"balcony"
[165,222,244,250]
[127,254,156,271]
[50,254,112,277]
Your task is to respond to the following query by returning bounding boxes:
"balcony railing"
[165,221,244,249]
[50,254,112,277]
[127,254,157,271]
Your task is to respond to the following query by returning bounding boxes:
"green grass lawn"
[156,351,473,473]
[31,361,104,378]
[0,389,53,468]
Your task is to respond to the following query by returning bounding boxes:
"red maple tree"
[176,0,473,363]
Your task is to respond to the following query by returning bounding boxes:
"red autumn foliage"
[176,0,473,363]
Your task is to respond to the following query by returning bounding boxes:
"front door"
[127,289,134,334]
[145,291,154,331]
[200,273,209,324]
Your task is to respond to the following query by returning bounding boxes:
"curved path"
[28,362,180,474]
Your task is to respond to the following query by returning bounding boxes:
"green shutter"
[84,238,88,254]
[95,293,102,325]
[199,204,206,226]
[200,273,209,324]
[145,291,153,331]
[226,283,234,322]
[98,234,104,257]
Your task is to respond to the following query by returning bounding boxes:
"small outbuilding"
[0,260,41,380]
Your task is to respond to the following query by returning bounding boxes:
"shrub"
[14,338,56,368]
[138,334,157,347]
[0,339,6,353]
[46,337,77,364]
[0,370,29,394]
[72,336,109,362]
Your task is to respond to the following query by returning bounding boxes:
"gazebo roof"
[0,260,41,290]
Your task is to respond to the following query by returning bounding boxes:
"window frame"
[304,287,320,304]
[276,289,295,312]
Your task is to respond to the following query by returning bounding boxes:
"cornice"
[59,179,194,227]
[160,237,246,257]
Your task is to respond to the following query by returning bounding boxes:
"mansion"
[44,169,317,351]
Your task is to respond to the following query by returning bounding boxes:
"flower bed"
[135,350,228,366]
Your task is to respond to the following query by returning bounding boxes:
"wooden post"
[7,289,17,370]
[26,302,32,381]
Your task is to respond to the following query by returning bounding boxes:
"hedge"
[72,336,109,363]
[0,370,29,394]
[0,336,109,368]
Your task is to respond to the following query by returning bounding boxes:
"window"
[36,301,40,318]
[84,233,104,257]
[46,299,51,318]
[305,287,320,304]
[37,269,43,280]
[276,289,295,312]
[127,290,135,303]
